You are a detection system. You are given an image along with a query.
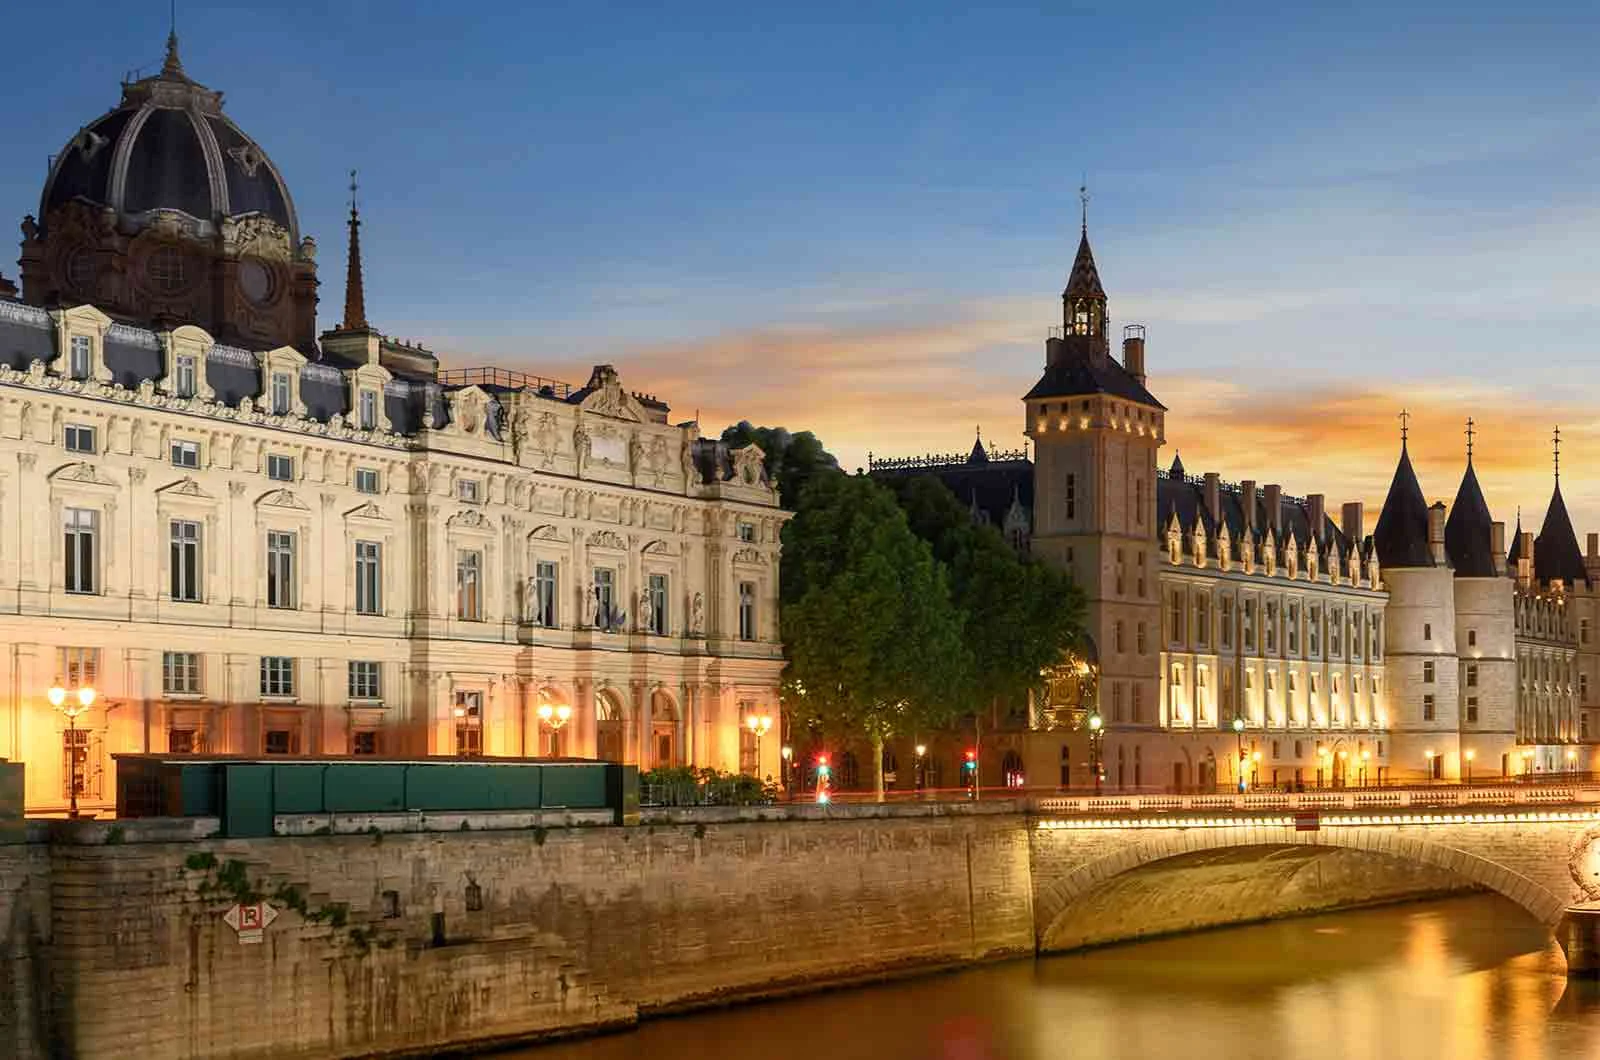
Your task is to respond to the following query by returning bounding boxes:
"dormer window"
[270,372,291,416]
[69,335,91,380]
[175,354,197,398]
[358,389,377,430]
[458,479,481,503]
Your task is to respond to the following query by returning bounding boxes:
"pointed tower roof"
[1507,507,1523,566]
[1168,452,1185,480]
[1063,230,1106,301]
[342,169,369,331]
[1534,483,1587,586]
[1373,440,1435,568]
[1444,420,1496,577]
[1444,464,1496,577]
[967,428,988,466]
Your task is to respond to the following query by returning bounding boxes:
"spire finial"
[162,1,184,76]
[342,168,369,331]
[1399,408,1410,447]
[1465,417,1475,465]
[1554,425,1562,484]
[1079,177,1090,235]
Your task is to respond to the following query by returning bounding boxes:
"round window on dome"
[147,246,187,295]
[238,259,276,306]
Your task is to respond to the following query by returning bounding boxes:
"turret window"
[1423,622,1432,642]
[1065,474,1076,520]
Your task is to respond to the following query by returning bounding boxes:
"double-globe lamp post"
[746,713,772,777]
[1232,717,1247,793]
[536,700,572,756]
[47,679,96,819]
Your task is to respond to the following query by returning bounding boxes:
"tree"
[888,474,1087,712]
[720,422,840,510]
[782,473,972,799]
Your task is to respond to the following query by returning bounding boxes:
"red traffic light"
[965,749,977,762]
[816,753,829,766]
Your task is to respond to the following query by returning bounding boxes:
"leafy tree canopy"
[720,421,840,510]
[782,474,972,770]
[886,475,1087,707]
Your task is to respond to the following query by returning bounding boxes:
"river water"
[513,894,1600,1060]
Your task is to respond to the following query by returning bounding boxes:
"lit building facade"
[871,217,1595,790]
[0,36,786,814]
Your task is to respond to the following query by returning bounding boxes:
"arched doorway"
[1002,750,1025,789]
[650,689,678,767]
[596,689,625,763]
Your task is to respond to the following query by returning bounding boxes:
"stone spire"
[342,169,369,331]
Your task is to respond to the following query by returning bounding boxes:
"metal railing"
[1032,780,1600,816]
[437,367,574,397]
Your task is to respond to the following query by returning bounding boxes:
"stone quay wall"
[1,804,1035,1060]
[5,800,1591,1059]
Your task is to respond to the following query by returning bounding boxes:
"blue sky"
[5,2,1600,527]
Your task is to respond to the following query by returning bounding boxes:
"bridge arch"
[1033,824,1570,952]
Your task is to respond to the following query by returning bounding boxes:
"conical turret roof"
[1063,231,1106,300]
[1444,462,1496,577]
[1373,443,1434,568]
[1534,482,1588,586]
[1507,509,1523,566]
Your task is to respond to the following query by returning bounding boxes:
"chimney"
[1241,480,1257,532]
[1492,521,1507,576]
[1427,502,1446,565]
[1264,485,1282,533]
[1203,472,1220,526]
[1045,334,1066,368]
[1342,502,1364,543]
[1518,531,1535,587]
[1587,533,1600,584]
[1122,325,1147,387]
[1307,494,1325,545]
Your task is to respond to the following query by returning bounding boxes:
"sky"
[4,2,1600,533]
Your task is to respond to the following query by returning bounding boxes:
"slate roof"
[1373,444,1435,568]
[1443,462,1497,577]
[1507,510,1524,566]
[1063,231,1106,300]
[1157,476,1362,568]
[1023,349,1165,408]
[1534,482,1589,587]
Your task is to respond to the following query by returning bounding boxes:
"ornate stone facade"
[0,36,787,815]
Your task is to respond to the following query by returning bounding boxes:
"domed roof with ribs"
[38,33,298,243]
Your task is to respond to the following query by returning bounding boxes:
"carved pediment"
[729,443,766,486]
[587,529,627,551]
[344,502,388,522]
[257,488,309,511]
[577,365,645,422]
[642,539,676,555]
[48,461,117,488]
[155,476,214,500]
[529,523,564,542]
[732,546,764,565]
[447,508,493,531]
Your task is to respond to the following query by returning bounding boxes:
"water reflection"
[515,895,1598,1060]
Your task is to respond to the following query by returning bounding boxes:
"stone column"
[638,679,654,769]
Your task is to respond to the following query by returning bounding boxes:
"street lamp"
[1464,748,1475,785]
[1360,748,1371,787]
[535,700,573,757]
[914,743,927,792]
[1567,748,1579,775]
[1232,717,1246,792]
[1316,746,1331,789]
[745,712,773,776]
[1425,749,1437,783]
[1337,749,1348,788]
[780,745,793,797]
[1251,749,1262,788]
[48,680,96,819]
[1087,713,1103,795]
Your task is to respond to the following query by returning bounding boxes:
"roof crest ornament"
[1398,408,1410,447]
[1079,177,1089,236]
[1465,416,1474,465]
[1554,424,1562,484]
[342,168,368,331]
[162,1,184,78]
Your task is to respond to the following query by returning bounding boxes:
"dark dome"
[38,35,297,242]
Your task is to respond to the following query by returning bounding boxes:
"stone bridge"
[1028,785,1600,966]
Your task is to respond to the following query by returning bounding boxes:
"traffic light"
[963,749,977,770]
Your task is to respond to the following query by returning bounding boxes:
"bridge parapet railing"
[1031,783,1599,817]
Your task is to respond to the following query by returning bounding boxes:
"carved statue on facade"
[573,421,591,474]
[638,588,654,633]
[690,592,705,637]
